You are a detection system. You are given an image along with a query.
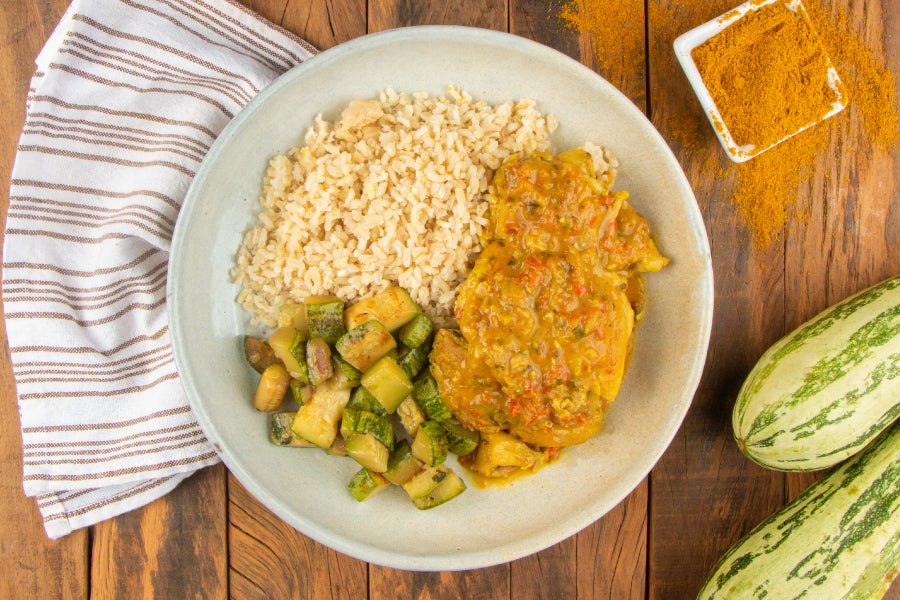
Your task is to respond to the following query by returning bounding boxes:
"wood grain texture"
[258,0,366,49]
[228,474,368,600]
[368,0,507,32]
[0,1,89,599]
[239,0,365,54]
[510,538,577,600]
[369,566,510,600]
[576,481,647,600]
[0,332,89,600]
[646,0,788,597]
[91,465,228,600]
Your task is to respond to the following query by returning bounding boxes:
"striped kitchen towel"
[4,0,315,538]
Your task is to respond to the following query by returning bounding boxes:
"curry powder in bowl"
[675,0,847,162]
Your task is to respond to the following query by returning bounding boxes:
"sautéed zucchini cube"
[361,356,413,413]
[343,286,419,332]
[345,432,390,472]
[304,296,345,343]
[348,467,390,502]
[335,320,396,372]
[398,312,433,348]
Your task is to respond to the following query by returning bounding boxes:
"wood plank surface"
[91,466,228,600]
[0,1,89,598]
[646,0,788,596]
[646,0,900,598]
[2,0,900,598]
[229,474,368,600]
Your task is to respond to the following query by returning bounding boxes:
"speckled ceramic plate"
[169,26,713,571]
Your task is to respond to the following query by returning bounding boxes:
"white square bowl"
[673,0,847,162]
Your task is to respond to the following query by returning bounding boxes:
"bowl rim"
[169,24,714,571]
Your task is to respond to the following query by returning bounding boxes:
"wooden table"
[2,0,899,598]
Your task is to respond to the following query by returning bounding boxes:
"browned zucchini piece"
[270,412,315,447]
[384,440,424,485]
[290,378,352,448]
[267,326,309,382]
[254,363,291,412]
[244,336,279,373]
[305,295,345,343]
[344,286,419,332]
[396,395,426,437]
[305,337,333,385]
[335,320,396,372]
[412,468,466,509]
[348,468,390,501]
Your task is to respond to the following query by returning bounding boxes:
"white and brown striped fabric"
[4,0,315,538]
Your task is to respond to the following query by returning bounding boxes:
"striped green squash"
[698,420,900,600]
[734,275,900,471]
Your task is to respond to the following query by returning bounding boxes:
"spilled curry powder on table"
[558,0,900,248]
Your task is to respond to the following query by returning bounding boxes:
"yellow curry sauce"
[430,150,667,476]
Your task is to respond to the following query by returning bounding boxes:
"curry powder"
[691,0,843,153]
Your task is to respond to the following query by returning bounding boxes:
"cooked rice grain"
[232,88,563,327]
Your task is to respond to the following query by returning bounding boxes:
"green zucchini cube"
[347,385,387,415]
[384,440,424,485]
[412,468,466,509]
[332,355,362,388]
[345,432,389,472]
[335,320,397,373]
[412,372,452,421]
[440,419,480,456]
[361,356,413,414]
[340,406,395,451]
[398,343,430,379]
[290,379,351,448]
[343,286,420,332]
[269,412,315,447]
[304,296,345,343]
[348,468,390,502]
[398,313,433,348]
[267,326,309,383]
[411,421,448,466]
[289,379,314,406]
[402,465,449,500]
